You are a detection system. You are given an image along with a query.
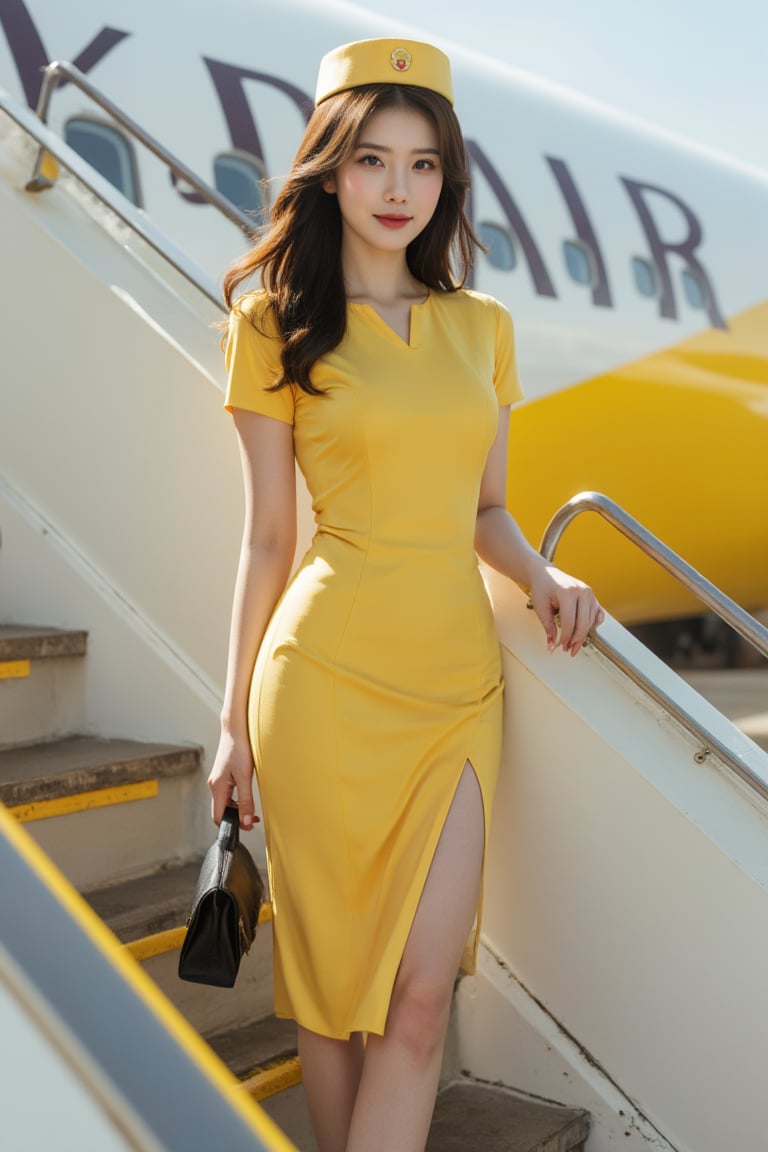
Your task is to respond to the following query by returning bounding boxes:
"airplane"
[1,0,767,655]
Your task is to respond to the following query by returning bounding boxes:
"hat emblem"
[390,48,412,73]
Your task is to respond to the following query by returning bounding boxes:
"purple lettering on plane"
[621,178,727,329]
[547,157,613,308]
[0,0,129,107]
[467,140,558,299]
[204,57,313,165]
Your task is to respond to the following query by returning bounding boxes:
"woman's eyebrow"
[354,141,441,155]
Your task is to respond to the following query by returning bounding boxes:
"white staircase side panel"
[0,125,318,681]
[0,132,228,853]
[0,141,240,693]
[456,946,676,1152]
[465,570,768,1152]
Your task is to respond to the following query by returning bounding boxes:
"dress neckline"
[347,290,431,350]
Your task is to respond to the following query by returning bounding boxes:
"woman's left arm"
[475,407,604,657]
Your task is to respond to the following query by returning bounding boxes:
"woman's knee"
[385,969,454,1060]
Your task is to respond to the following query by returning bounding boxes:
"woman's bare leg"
[298,1026,365,1152]
[345,762,484,1152]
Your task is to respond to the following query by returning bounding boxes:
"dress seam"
[330,374,374,1021]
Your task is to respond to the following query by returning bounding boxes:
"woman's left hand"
[528,564,605,657]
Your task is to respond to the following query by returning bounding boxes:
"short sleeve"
[224,294,295,426]
[493,301,524,407]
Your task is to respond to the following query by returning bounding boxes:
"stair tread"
[426,1079,589,1151]
[82,857,206,941]
[207,1015,297,1077]
[0,735,201,805]
[207,1014,589,1152]
[0,624,87,661]
[258,1077,589,1152]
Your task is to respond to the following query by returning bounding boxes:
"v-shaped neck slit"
[348,293,430,350]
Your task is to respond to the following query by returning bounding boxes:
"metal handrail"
[0,86,225,311]
[540,491,768,801]
[28,60,256,239]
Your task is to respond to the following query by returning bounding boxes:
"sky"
[353,0,768,176]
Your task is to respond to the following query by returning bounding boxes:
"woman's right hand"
[207,728,260,831]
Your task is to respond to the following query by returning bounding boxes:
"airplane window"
[478,222,516,271]
[681,268,707,310]
[64,118,140,205]
[563,241,594,286]
[632,257,658,298]
[214,153,267,217]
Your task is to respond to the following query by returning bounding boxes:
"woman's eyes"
[356,154,438,170]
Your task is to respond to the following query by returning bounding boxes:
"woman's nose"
[384,168,409,203]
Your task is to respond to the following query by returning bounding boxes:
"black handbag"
[178,805,264,987]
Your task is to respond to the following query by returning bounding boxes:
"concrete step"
[205,1017,589,1152]
[426,1080,589,1151]
[255,1073,589,1151]
[0,624,88,747]
[207,1014,299,1098]
[84,855,205,941]
[0,735,202,886]
[82,854,274,1035]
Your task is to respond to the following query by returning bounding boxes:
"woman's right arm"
[208,407,297,829]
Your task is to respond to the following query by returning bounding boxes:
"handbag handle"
[218,805,240,851]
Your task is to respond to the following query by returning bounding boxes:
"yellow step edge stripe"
[0,659,31,680]
[126,901,274,961]
[241,1055,302,1102]
[9,779,158,823]
[128,926,187,961]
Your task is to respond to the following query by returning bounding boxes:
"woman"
[208,36,603,1152]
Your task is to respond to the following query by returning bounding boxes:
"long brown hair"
[222,84,479,394]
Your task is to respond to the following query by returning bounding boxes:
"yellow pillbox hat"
[315,38,454,107]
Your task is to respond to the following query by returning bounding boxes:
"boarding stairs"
[2,64,768,1152]
[0,630,591,1152]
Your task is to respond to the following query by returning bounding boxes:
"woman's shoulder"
[230,288,280,335]
[432,288,513,332]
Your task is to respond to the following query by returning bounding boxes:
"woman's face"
[323,104,444,257]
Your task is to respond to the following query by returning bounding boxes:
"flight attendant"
[209,36,603,1152]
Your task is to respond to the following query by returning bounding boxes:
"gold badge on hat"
[390,48,412,73]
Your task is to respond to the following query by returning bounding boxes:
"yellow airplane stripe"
[508,299,768,622]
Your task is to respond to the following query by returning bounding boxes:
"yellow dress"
[225,287,522,1039]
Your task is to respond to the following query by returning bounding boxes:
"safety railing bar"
[0,89,225,312]
[589,630,768,802]
[540,491,768,660]
[539,490,768,800]
[31,61,257,238]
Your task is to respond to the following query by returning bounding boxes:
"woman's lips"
[374,214,412,229]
